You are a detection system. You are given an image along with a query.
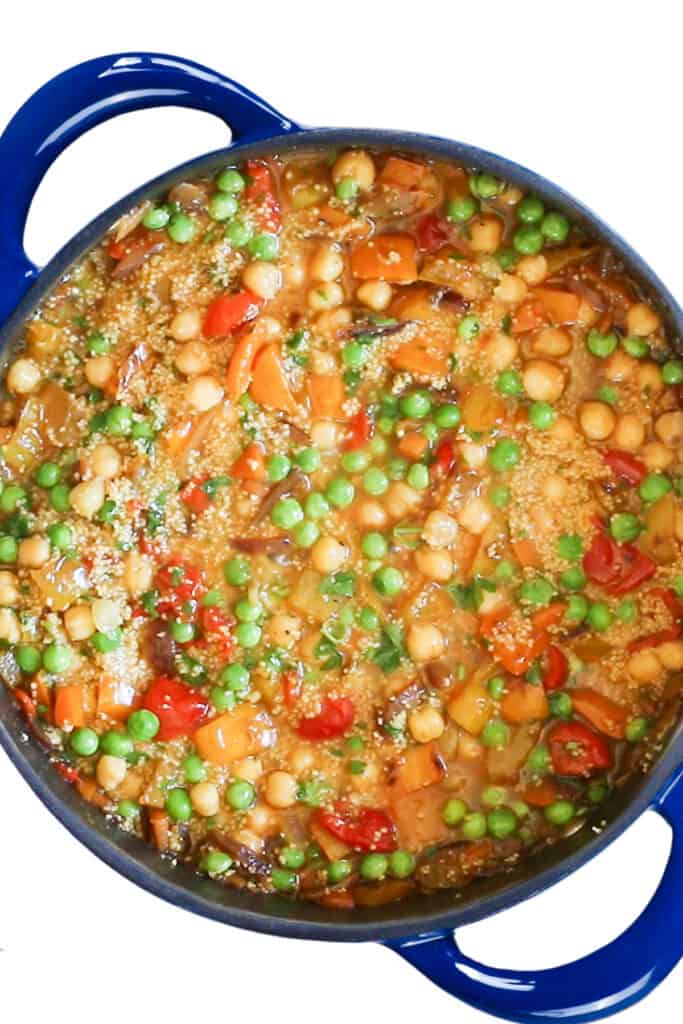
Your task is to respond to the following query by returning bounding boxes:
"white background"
[1,2,682,1021]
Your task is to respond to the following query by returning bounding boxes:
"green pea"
[490,485,511,508]
[47,522,74,551]
[387,457,408,480]
[35,461,61,488]
[513,225,544,255]
[561,566,586,591]
[167,213,196,244]
[517,196,544,224]
[70,727,99,756]
[126,708,160,742]
[0,485,26,513]
[203,850,233,875]
[470,173,501,199]
[406,464,429,490]
[373,566,404,597]
[342,341,370,370]
[481,719,510,749]
[50,484,71,512]
[442,797,468,826]
[167,619,194,644]
[293,520,320,548]
[388,850,416,878]
[305,492,330,520]
[495,248,518,270]
[566,594,589,622]
[639,473,672,503]
[378,416,397,436]
[208,192,239,221]
[327,859,353,884]
[221,663,251,693]
[224,219,253,247]
[616,598,638,623]
[446,195,478,222]
[16,644,41,673]
[235,621,261,648]
[540,212,570,243]
[166,788,192,822]
[211,686,235,712]
[400,391,432,419]
[495,559,515,580]
[117,799,140,820]
[496,370,522,396]
[545,800,576,826]
[488,676,506,700]
[105,404,133,436]
[235,599,262,624]
[271,867,298,891]
[216,168,246,194]
[335,177,359,201]
[100,730,134,758]
[248,232,279,261]
[266,453,291,482]
[587,330,618,358]
[462,812,487,840]
[0,536,18,563]
[92,627,123,653]
[662,361,683,385]
[369,435,388,458]
[588,780,609,804]
[527,745,550,774]
[294,447,321,473]
[482,785,507,807]
[457,315,480,340]
[587,602,613,633]
[362,532,388,559]
[433,403,461,428]
[224,556,251,586]
[549,691,573,718]
[675,576,683,599]
[279,846,306,869]
[610,513,642,543]
[489,438,521,472]
[326,477,355,508]
[271,497,304,529]
[528,401,556,430]
[558,534,583,561]
[182,754,207,784]
[357,606,380,631]
[341,450,370,474]
[226,779,255,810]
[625,717,649,742]
[511,801,530,819]
[622,336,649,359]
[42,644,72,673]
[518,577,555,607]
[360,853,388,880]
[143,206,170,230]
[487,807,518,839]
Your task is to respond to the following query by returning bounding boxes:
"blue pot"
[1,52,682,1024]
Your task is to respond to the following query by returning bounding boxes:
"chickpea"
[655,411,683,448]
[385,480,422,519]
[96,755,127,791]
[627,649,662,683]
[577,300,599,327]
[458,733,484,760]
[84,355,114,388]
[579,401,616,441]
[641,441,673,472]
[280,250,306,288]
[175,340,211,376]
[266,613,302,649]
[69,478,105,518]
[310,243,344,282]
[264,770,298,809]
[242,260,282,300]
[123,550,153,597]
[0,571,19,606]
[310,350,337,374]
[407,624,445,663]
[232,757,263,783]
[315,307,352,334]
[307,281,344,311]
[169,308,201,342]
[604,350,636,382]
[549,414,576,443]
[408,705,445,742]
[246,803,276,835]
[353,499,388,529]
[7,358,40,395]
[252,316,283,342]
[310,418,339,450]
[415,546,453,582]
[459,442,488,469]
[626,302,660,337]
[331,149,376,191]
[89,443,121,479]
[494,274,527,304]
[0,608,20,644]
[542,474,568,503]
[479,589,508,616]
[635,361,665,395]
[190,782,220,817]
[422,510,458,547]
[290,747,314,775]
[657,641,683,671]
[357,279,393,312]
[18,535,50,568]
[64,604,95,642]
[522,359,566,402]
[457,496,493,535]
[311,536,348,574]
[468,213,504,254]
[613,413,645,451]
[92,598,122,633]
[516,254,548,286]
[533,327,572,358]
[186,375,223,412]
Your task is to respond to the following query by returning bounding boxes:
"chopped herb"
[297,777,331,807]
[319,571,356,598]
[448,576,496,612]
[314,636,343,671]
[371,624,406,673]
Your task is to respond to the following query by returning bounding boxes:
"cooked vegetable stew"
[2,147,682,907]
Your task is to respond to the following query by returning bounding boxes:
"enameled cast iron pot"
[1,52,683,1024]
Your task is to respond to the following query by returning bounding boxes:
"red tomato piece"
[627,587,683,651]
[295,696,354,740]
[55,761,80,784]
[543,645,569,691]
[142,677,210,741]
[548,721,613,777]
[431,438,457,479]
[606,546,656,596]
[603,449,647,485]
[415,213,450,253]
[203,290,262,338]
[313,804,398,852]
[155,558,205,616]
[583,523,656,596]
[179,477,211,514]
[200,606,236,659]
[243,160,281,232]
[343,408,373,452]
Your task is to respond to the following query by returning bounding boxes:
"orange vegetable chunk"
[54,685,87,729]
[250,343,298,415]
[194,705,276,765]
[307,373,345,418]
[350,234,418,283]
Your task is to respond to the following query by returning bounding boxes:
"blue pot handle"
[389,764,683,1024]
[0,51,299,325]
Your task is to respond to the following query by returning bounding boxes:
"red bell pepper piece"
[295,696,354,740]
[200,606,236,659]
[155,557,205,615]
[548,720,613,777]
[142,676,210,741]
[415,213,450,253]
[179,477,211,514]
[542,645,569,691]
[602,449,647,485]
[203,289,262,338]
[583,522,656,596]
[431,437,457,479]
[55,761,80,784]
[342,408,373,452]
[244,160,281,232]
[312,804,398,852]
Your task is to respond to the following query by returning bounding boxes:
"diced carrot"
[397,431,429,460]
[390,338,450,376]
[97,674,138,721]
[512,538,542,567]
[532,288,582,325]
[164,409,218,462]
[389,787,451,850]
[530,602,567,632]
[447,675,493,736]
[379,156,427,189]
[14,688,36,720]
[510,300,548,335]
[309,818,351,860]
[193,705,274,765]
[523,779,564,807]
[501,682,549,724]
[54,685,87,729]
[231,442,266,481]
[147,808,170,851]
[318,203,351,227]
[225,327,265,400]
[76,775,109,809]
[350,234,418,283]
[250,343,298,415]
[390,742,446,795]
[307,373,345,418]
[35,678,53,720]
[571,688,628,739]
[488,632,550,677]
